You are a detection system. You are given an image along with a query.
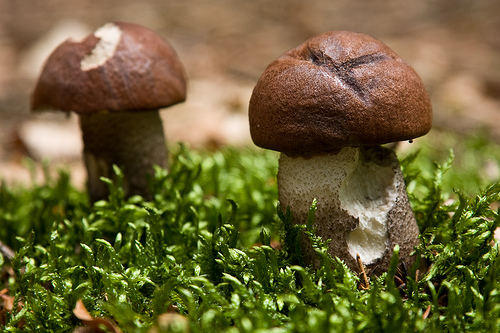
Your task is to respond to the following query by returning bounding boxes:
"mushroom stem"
[79,110,168,202]
[278,146,419,275]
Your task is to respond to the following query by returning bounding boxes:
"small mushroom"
[32,22,187,201]
[249,31,432,275]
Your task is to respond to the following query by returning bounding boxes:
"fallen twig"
[0,240,15,261]
[357,254,370,290]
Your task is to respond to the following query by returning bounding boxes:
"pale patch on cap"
[80,23,122,71]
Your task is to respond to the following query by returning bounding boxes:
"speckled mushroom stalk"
[249,31,432,275]
[32,22,187,201]
[79,110,167,202]
[278,147,419,275]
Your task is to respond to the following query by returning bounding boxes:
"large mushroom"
[31,22,186,202]
[249,31,432,275]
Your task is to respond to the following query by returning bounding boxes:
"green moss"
[1,132,500,332]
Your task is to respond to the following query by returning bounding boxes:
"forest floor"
[0,0,499,186]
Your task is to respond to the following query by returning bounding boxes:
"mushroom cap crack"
[308,48,390,104]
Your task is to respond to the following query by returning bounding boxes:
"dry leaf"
[0,288,24,327]
[149,312,190,333]
[422,304,432,319]
[73,299,121,333]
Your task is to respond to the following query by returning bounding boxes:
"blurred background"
[0,0,499,186]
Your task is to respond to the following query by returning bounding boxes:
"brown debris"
[422,304,431,320]
[0,288,24,328]
[357,254,370,290]
[73,299,122,333]
[148,304,190,333]
[0,241,15,261]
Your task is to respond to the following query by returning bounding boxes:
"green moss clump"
[1,132,500,332]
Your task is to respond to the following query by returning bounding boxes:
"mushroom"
[31,22,187,202]
[249,31,432,275]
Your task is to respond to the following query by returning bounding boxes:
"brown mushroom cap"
[249,31,432,156]
[31,21,186,114]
